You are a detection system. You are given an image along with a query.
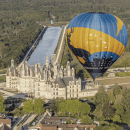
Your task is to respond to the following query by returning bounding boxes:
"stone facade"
[6,54,98,99]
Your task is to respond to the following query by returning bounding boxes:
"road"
[0,89,26,99]
[23,114,37,130]
[56,24,68,62]
[0,89,14,96]
[105,82,130,88]
[12,115,27,130]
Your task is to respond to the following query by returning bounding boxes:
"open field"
[97,77,130,85]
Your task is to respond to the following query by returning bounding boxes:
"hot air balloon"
[66,12,128,81]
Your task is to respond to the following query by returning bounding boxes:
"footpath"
[56,24,68,62]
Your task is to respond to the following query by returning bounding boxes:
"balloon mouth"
[89,72,104,81]
[87,12,106,14]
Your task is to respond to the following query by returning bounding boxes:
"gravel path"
[56,25,67,62]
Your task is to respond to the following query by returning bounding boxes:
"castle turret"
[14,69,16,76]
[21,62,25,77]
[64,68,66,77]
[11,59,14,68]
[60,69,63,78]
[66,61,71,76]
[71,68,75,80]
[46,56,49,67]
[54,62,58,79]
[35,64,38,77]
[30,67,33,77]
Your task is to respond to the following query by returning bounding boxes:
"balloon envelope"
[66,12,128,80]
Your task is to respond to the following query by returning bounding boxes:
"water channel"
[27,26,62,65]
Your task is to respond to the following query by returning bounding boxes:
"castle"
[6,54,98,99]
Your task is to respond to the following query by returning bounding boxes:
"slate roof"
[62,77,73,86]
[54,78,65,88]
[54,77,75,88]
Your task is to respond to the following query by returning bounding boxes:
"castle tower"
[45,69,48,81]
[46,56,49,67]
[21,62,25,77]
[11,59,14,68]
[50,54,56,66]
[54,62,58,79]
[64,68,66,77]
[9,67,12,76]
[66,61,71,76]
[14,69,16,76]
[60,69,63,78]
[35,64,38,77]
[30,67,33,77]
[71,68,75,80]
[26,66,29,76]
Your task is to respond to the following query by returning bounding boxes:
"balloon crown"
[87,12,106,14]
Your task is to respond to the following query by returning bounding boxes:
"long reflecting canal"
[27,26,62,65]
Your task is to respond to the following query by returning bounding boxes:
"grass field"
[94,77,130,86]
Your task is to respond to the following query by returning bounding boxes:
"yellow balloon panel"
[101,31,109,52]
[82,27,89,52]
[95,30,102,53]
[66,27,125,56]
[75,27,82,49]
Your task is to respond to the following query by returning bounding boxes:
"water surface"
[27,27,62,65]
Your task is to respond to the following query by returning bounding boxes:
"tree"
[118,59,129,69]
[14,107,23,116]
[113,85,123,96]
[34,98,44,114]
[59,99,90,118]
[115,104,124,116]
[23,99,33,113]
[113,115,121,123]
[121,111,130,124]
[50,97,64,112]
[102,103,115,120]
[94,86,108,108]
[107,89,115,104]
[0,93,5,113]
[81,115,92,124]
[66,117,71,124]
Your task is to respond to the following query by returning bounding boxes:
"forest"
[0,0,130,69]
